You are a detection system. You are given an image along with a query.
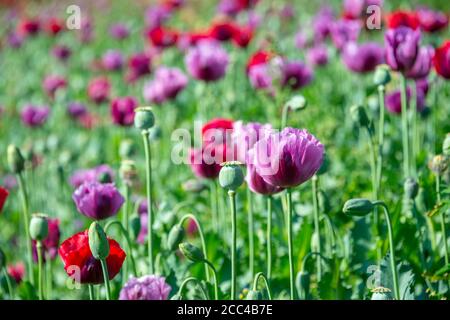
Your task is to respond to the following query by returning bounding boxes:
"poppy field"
[0,0,450,301]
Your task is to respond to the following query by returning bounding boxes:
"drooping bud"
[285,95,307,112]
[179,242,204,263]
[167,225,185,251]
[246,290,263,300]
[7,145,25,174]
[371,287,393,300]
[342,198,374,217]
[29,214,49,241]
[219,161,244,191]
[134,106,155,131]
[429,155,448,176]
[296,271,310,300]
[129,214,141,241]
[119,139,136,159]
[443,133,450,156]
[88,222,110,260]
[373,64,391,87]
[120,160,138,187]
[350,105,370,128]
[404,178,419,200]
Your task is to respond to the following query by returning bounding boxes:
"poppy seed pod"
[429,155,448,176]
[443,134,450,156]
[219,161,244,191]
[246,290,263,300]
[343,198,374,217]
[373,65,391,87]
[167,225,185,251]
[296,270,310,300]
[7,144,25,174]
[350,105,370,128]
[404,178,419,200]
[129,214,141,241]
[120,160,138,186]
[29,214,49,241]
[119,139,136,159]
[134,106,155,131]
[88,222,110,260]
[179,242,204,263]
[0,247,6,269]
[371,287,393,300]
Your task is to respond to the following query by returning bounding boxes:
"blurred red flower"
[232,25,253,48]
[8,262,25,284]
[0,186,9,213]
[385,11,420,29]
[17,18,40,36]
[147,26,179,48]
[45,18,64,35]
[433,41,450,79]
[208,22,237,41]
[246,50,273,73]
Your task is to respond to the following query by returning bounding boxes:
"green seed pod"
[246,290,263,300]
[296,271,310,300]
[129,214,141,241]
[119,139,136,159]
[134,106,155,131]
[285,95,307,111]
[373,65,391,86]
[88,222,110,260]
[350,105,370,129]
[120,160,138,186]
[443,133,450,156]
[29,214,49,241]
[7,144,25,174]
[429,154,448,176]
[179,242,204,263]
[342,198,374,217]
[149,126,162,141]
[404,178,419,200]
[371,287,393,300]
[167,225,185,251]
[0,247,6,269]
[219,161,244,191]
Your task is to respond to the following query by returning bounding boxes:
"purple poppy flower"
[102,50,124,71]
[331,19,361,50]
[79,17,93,43]
[126,52,152,83]
[343,0,383,20]
[248,64,273,91]
[52,45,71,61]
[69,165,115,188]
[109,23,130,40]
[7,32,23,48]
[21,105,50,127]
[72,181,124,220]
[247,148,284,195]
[251,128,324,188]
[385,85,426,115]
[110,96,137,126]
[417,7,449,33]
[385,26,421,73]
[2,175,17,190]
[294,31,308,49]
[119,275,171,300]
[67,102,87,119]
[185,40,229,82]
[43,75,67,98]
[231,121,272,163]
[307,45,329,66]
[341,42,384,73]
[145,5,171,30]
[406,45,434,79]
[143,67,188,104]
[281,60,313,90]
[312,6,335,42]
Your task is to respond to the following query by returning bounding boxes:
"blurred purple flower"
[102,50,124,71]
[43,75,67,98]
[52,45,71,62]
[385,85,426,115]
[70,165,115,188]
[21,105,50,127]
[7,32,23,48]
[111,96,138,126]
[294,31,308,49]
[281,60,313,90]
[341,42,384,73]
[119,275,171,300]
[307,45,329,67]
[145,5,171,29]
[109,23,130,40]
[143,67,188,104]
[185,40,229,82]
[67,102,87,119]
[231,121,272,163]
[126,52,152,83]
[312,6,335,42]
[248,64,273,91]
[406,45,434,79]
[330,19,361,50]
[88,77,110,104]
[385,26,421,73]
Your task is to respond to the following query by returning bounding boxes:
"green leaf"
[18,281,38,300]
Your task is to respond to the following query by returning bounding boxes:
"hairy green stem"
[247,188,255,280]
[286,189,295,300]
[266,196,273,280]
[436,176,449,265]
[142,131,154,274]
[100,259,111,300]
[311,176,322,281]
[228,190,237,300]
[37,241,44,300]
[399,74,410,179]
[17,173,33,285]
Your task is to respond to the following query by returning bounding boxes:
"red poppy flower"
[45,18,64,35]
[385,11,420,30]
[186,32,212,46]
[147,26,179,48]
[202,118,234,137]
[8,262,25,284]
[58,230,126,284]
[0,186,9,213]
[208,22,238,41]
[433,41,450,79]
[17,18,40,37]
[232,26,253,48]
[416,8,449,33]
[246,50,273,73]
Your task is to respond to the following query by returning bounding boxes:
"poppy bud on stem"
[30,213,49,300]
[88,222,111,300]
[247,272,272,300]
[281,95,307,129]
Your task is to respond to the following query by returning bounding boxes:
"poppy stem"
[399,74,410,179]
[177,277,209,300]
[100,259,111,300]
[252,272,272,300]
[36,241,44,300]
[88,284,95,300]
[105,221,138,277]
[286,188,295,300]
[247,188,255,281]
[121,184,130,282]
[266,195,272,280]
[311,175,322,282]
[3,268,14,300]
[16,172,33,285]
[210,181,218,234]
[204,259,219,300]
[142,130,154,274]
[436,175,449,265]
[228,190,237,300]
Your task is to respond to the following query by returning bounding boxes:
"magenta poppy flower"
[72,181,124,220]
[385,26,421,73]
[330,19,361,50]
[69,165,115,188]
[281,60,313,90]
[21,105,50,127]
[143,67,188,104]
[43,74,67,98]
[111,96,138,126]
[248,64,273,91]
[247,148,284,195]
[7,32,23,48]
[109,23,130,40]
[119,275,171,300]
[145,5,171,29]
[231,121,272,163]
[87,77,110,104]
[406,45,434,79]
[385,85,426,115]
[32,218,60,262]
[67,102,87,119]
[102,50,124,71]
[307,45,329,67]
[52,45,71,61]
[126,52,152,83]
[341,42,384,73]
[185,40,229,82]
[312,6,335,42]
[251,128,324,188]
[417,7,449,33]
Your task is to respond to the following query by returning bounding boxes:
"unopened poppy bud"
[350,105,370,128]
[429,155,448,176]
[29,213,49,241]
[443,134,450,156]
[404,178,419,200]
[296,271,310,300]
[179,242,204,263]
[134,106,155,131]
[285,95,307,111]
[167,225,185,251]
[0,247,6,269]
[371,287,392,300]
[373,65,391,87]
[7,144,25,174]
[119,139,136,159]
[120,160,137,186]
[246,290,263,300]
[88,222,110,260]
[97,172,112,184]
[219,161,244,191]
[129,214,141,241]
[343,198,374,217]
